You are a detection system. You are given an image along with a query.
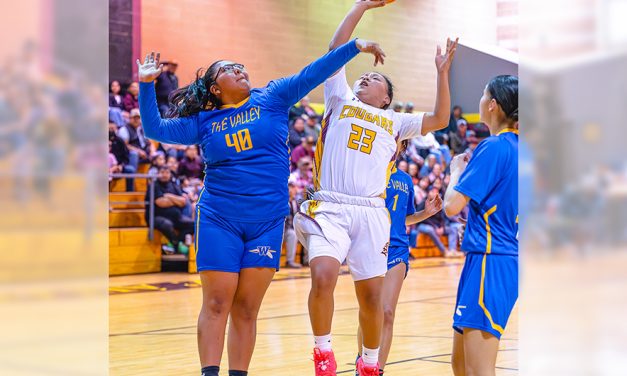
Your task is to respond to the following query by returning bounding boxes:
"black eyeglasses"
[213,63,245,82]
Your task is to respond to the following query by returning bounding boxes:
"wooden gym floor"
[109,258,518,375]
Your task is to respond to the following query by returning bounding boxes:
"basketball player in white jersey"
[294,2,458,375]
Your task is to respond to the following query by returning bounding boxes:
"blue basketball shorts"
[195,208,284,273]
[387,245,410,278]
[453,252,518,339]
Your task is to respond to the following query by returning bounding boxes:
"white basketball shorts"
[294,190,390,281]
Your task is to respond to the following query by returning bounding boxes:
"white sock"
[362,346,379,367]
[314,334,332,351]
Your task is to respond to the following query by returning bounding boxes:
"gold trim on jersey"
[478,204,505,335]
[380,160,396,199]
[313,115,329,191]
[219,96,250,109]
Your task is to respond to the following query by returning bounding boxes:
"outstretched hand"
[435,37,459,74]
[136,51,163,83]
[425,195,443,217]
[355,39,386,66]
[355,0,395,10]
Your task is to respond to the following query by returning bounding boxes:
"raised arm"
[136,52,201,145]
[421,38,458,135]
[271,39,386,107]
[329,1,390,52]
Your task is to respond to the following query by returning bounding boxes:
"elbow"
[443,202,458,218]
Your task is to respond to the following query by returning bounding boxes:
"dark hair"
[453,105,462,111]
[487,75,518,122]
[166,60,224,118]
[376,72,394,110]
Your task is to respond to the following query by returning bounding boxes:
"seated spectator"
[414,176,429,207]
[404,102,414,113]
[411,132,440,160]
[155,60,179,115]
[464,130,480,156]
[108,141,122,180]
[291,135,315,170]
[117,109,150,190]
[445,206,467,257]
[284,182,303,268]
[471,122,490,138]
[392,101,403,112]
[148,152,166,175]
[289,96,318,121]
[178,145,203,180]
[415,187,459,258]
[441,105,465,136]
[166,155,179,177]
[429,163,445,184]
[289,156,313,200]
[420,154,437,177]
[449,119,469,155]
[397,160,409,173]
[122,81,139,112]
[432,176,443,192]
[109,122,136,191]
[408,162,420,186]
[109,80,124,110]
[145,166,195,255]
[289,116,307,150]
[303,114,321,142]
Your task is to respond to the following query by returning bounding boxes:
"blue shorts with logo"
[195,208,284,273]
[387,245,410,277]
[453,252,518,339]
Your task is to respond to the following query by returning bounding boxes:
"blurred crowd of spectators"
[109,60,201,254]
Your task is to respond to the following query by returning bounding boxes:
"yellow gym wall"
[141,0,497,111]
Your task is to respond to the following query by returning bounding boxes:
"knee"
[200,296,231,321]
[230,299,259,324]
[311,272,336,295]
[383,305,395,326]
[360,289,382,309]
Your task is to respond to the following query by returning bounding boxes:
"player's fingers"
[155,52,161,67]
[144,53,150,65]
[136,58,141,68]
[436,45,442,56]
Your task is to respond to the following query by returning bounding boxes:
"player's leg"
[349,205,390,373]
[451,329,466,376]
[227,267,276,372]
[309,253,341,340]
[379,261,407,369]
[198,271,239,373]
[354,276,384,371]
[196,211,246,376]
[462,329,499,376]
[226,216,285,372]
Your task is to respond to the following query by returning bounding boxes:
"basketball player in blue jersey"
[355,140,443,375]
[136,38,386,376]
[443,75,518,376]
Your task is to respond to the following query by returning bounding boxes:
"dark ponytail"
[166,60,224,118]
[377,72,394,110]
[487,75,518,122]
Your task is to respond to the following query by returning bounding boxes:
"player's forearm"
[329,4,367,50]
[422,72,451,134]
[405,210,432,225]
[443,170,465,217]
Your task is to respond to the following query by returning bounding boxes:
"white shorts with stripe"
[294,190,390,281]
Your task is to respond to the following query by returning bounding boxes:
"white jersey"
[313,68,425,198]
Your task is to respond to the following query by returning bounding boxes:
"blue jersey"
[139,40,360,222]
[385,169,415,248]
[455,129,518,255]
